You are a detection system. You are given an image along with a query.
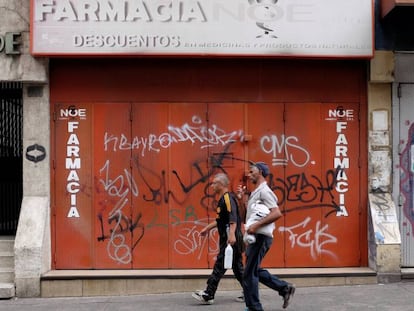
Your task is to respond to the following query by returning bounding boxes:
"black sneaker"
[282,284,296,309]
[192,290,214,305]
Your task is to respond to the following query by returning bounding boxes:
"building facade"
[1,0,410,298]
[376,0,414,271]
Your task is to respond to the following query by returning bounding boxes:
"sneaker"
[282,284,296,309]
[235,294,244,302]
[192,290,214,305]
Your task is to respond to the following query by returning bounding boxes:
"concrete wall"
[0,0,47,82]
[1,0,51,297]
[14,196,50,297]
[369,51,393,193]
[368,50,402,283]
[15,82,51,297]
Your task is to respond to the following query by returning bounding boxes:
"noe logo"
[325,106,354,121]
[59,106,87,120]
[247,0,280,38]
[0,32,21,55]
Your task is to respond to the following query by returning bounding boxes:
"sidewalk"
[1,281,414,311]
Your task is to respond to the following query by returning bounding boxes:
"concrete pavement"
[1,281,414,311]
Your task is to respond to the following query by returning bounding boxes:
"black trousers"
[205,236,244,297]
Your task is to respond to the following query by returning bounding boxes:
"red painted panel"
[166,103,211,268]
[319,103,362,266]
[241,103,363,267]
[53,103,93,269]
[50,59,365,104]
[128,103,247,269]
[93,103,133,269]
[244,103,285,268]
[204,103,246,268]
[130,103,171,268]
[207,103,246,189]
[282,103,326,267]
[255,103,362,267]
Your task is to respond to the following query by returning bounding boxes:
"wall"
[0,0,47,82]
[368,50,402,283]
[0,0,51,297]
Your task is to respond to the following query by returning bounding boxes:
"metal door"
[53,103,93,268]
[204,103,246,267]
[52,101,364,268]
[245,102,362,267]
[93,103,133,268]
[0,82,22,235]
[129,103,171,268]
[398,83,414,267]
[127,103,246,268]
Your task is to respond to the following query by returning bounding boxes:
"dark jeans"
[205,237,244,297]
[243,234,289,311]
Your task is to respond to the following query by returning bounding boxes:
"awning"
[381,0,414,17]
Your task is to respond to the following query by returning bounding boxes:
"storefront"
[31,0,373,270]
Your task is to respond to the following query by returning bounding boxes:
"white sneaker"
[192,290,214,305]
[235,294,244,302]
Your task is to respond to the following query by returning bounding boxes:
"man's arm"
[228,222,237,245]
[246,207,282,234]
[236,185,248,223]
[200,221,217,236]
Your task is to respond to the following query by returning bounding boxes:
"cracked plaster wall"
[0,0,47,82]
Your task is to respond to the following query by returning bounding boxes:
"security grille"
[0,82,22,235]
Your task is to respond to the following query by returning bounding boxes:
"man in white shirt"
[238,161,295,311]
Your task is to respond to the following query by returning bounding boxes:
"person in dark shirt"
[192,173,244,305]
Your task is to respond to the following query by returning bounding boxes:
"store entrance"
[52,101,365,269]
[50,58,368,269]
[0,82,22,236]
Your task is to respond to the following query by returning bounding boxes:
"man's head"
[248,161,270,184]
[254,162,270,177]
[211,173,230,194]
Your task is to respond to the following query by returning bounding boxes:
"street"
[1,281,414,311]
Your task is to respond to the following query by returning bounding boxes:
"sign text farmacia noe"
[35,0,207,22]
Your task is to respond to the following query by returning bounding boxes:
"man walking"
[192,173,244,305]
[238,161,295,310]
